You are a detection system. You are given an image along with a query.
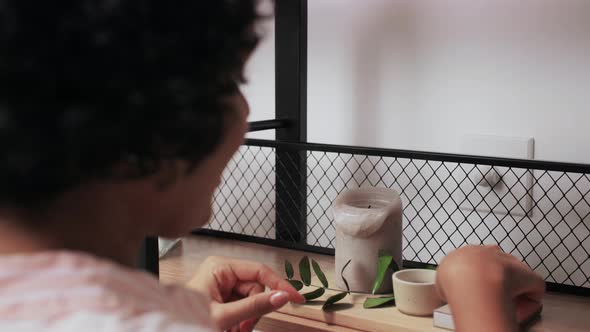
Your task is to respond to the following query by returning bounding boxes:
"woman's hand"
[435,245,545,332]
[188,256,305,332]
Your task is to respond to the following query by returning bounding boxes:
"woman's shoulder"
[0,250,215,331]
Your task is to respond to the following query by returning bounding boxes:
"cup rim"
[392,269,437,286]
[335,187,400,212]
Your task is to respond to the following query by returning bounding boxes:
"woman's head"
[0,0,261,236]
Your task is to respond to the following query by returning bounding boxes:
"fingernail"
[269,291,289,307]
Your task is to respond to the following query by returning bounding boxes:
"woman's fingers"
[212,290,290,330]
[219,257,305,304]
[506,259,546,303]
[483,246,545,303]
[239,318,259,332]
[233,281,265,298]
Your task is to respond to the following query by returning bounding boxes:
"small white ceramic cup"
[392,269,444,316]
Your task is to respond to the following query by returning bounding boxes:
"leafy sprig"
[284,256,351,309]
[285,252,436,311]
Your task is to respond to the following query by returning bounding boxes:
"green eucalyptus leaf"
[299,256,311,286]
[302,287,325,301]
[371,250,394,294]
[285,260,294,279]
[322,292,348,310]
[312,259,329,288]
[286,279,303,291]
[424,264,437,271]
[341,259,352,293]
[389,258,400,273]
[363,296,396,309]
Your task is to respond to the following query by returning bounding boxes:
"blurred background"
[244,0,590,164]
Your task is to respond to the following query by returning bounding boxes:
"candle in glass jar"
[333,187,403,294]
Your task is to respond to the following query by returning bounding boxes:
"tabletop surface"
[159,235,590,332]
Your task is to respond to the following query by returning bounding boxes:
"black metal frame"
[274,0,308,246]
[245,139,590,174]
[138,237,159,276]
[248,120,289,132]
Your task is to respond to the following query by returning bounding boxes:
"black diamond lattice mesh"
[207,143,590,290]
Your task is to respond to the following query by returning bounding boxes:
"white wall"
[246,1,590,164]
[304,0,590,164]
[243,8,275,141]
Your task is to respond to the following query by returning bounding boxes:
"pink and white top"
[0,251,215,331]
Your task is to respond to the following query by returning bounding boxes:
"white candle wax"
[333,187,403,294]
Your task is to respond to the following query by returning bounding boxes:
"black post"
[138,237,159,276]
[274,0,308,245]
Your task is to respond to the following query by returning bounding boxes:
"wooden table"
[159,235,590,332]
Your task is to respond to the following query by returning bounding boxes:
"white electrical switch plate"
[458,135,534,217]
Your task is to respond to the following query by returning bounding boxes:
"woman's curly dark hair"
[0,0,261,208]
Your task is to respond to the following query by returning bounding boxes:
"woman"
[0,1,302,331]
[0,1,543,331]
